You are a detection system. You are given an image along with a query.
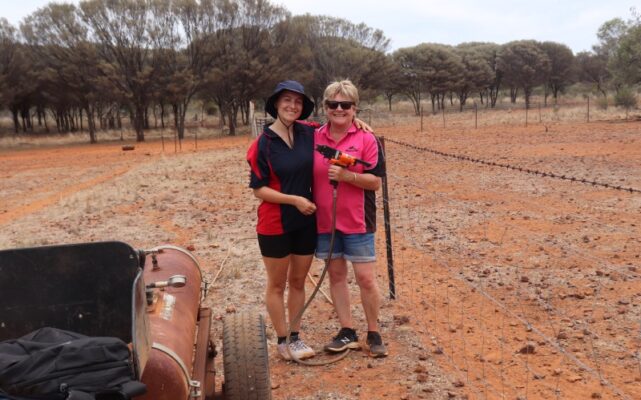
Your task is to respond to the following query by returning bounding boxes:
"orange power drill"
[315,144,371,187]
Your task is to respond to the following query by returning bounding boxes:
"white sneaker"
[288,339,315,360]
[277,342,291,360]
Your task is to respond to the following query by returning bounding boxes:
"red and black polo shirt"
[247,122,316,235]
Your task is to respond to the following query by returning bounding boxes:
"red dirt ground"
[1,114,640,399]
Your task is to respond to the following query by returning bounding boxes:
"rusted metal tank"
[138,245,215,400]
[0,241,270,400]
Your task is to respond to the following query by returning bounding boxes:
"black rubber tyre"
[223,311,272,400]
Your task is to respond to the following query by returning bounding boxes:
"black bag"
[0,328,146,400]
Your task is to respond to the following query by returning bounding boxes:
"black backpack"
[0,328,146,400]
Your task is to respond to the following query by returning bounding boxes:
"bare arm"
[252,186,317,216]
[327,165,381,191]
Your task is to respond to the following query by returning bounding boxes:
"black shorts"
[257,223,317,258]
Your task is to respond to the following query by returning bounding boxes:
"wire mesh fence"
[360,97,640,131]
[376,134,641,399]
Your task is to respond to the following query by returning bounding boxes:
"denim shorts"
[315,232,376,263]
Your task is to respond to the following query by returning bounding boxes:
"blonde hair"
[323,80,359,105]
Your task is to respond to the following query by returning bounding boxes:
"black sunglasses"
[325,100,355,110]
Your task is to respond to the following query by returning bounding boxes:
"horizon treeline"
[0,0,639,142]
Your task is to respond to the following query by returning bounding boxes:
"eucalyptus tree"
[203,0,289,135]
[392,46,424,116]
[539,41,575,105]
[282,14,390,108]
[0,18,29,133]
[602,11,641,86]
[154,0,223,139]
[498,40,551,108]
[453,45,493,111]
[396,43,464,113]
[610,24,641,85]
[458,42,502,107]
[380,55,404,111]
[576,51,609,98]
[21,3,106,142]
[80,0,174,141]
[0,18,15,105]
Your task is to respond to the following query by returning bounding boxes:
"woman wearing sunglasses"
[313,80,388,358]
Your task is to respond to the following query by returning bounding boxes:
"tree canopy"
[0,1,638,141]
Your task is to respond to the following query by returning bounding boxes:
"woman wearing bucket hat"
[246,80,318,360]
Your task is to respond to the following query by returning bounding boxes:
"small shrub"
[596,96,609,110]
[614,87,638,110]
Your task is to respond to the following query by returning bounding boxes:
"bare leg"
[287,254,314,332]
[353,261,380,331]
[263,256,290,337]
[327,258,353,328]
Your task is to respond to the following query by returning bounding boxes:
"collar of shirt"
[318,122,358,144]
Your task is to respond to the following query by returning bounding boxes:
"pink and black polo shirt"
[247,122,316,235]
[313,123,384,234]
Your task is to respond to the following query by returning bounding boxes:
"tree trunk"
[85,105,97,144]
[134,104,146,142]
[489,87,499,108]
[510,87,518,103]
[524,87,533,109]
[144,107,150,130]
[172,102,187,140]
[385,93,393,111]
[21,109,28,133]
[228,103,238,136]
[10,106,21,134]
[458,90,468,112]
[43,109,49,133]
[153,104,158,129]
[160,102,166,129]
[240,101,249,125]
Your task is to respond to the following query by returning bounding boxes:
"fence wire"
[377,137,640,399]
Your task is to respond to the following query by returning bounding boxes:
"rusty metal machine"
[0,241,271,400]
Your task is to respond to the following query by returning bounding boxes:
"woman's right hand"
[294,196,317,215]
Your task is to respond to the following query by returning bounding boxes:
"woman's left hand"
[353,117,373,133]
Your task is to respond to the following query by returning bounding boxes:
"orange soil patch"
[1,118,640,399]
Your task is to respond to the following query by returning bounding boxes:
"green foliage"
[576,51,609,97]
[539,41,576,101]
[498,40,551,107]
[610,25,641,85]
[393,43,465,114]
[614,87,638,109]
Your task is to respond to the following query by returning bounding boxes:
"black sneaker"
[366,331,388,358]
[324,328,361,352]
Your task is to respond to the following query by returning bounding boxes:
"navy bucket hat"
[265,80,314,120]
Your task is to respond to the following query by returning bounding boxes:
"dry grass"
[0,114,242,150]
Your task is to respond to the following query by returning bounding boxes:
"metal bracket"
[189,380,202,398]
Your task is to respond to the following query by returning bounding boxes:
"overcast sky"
[3,0,637,53]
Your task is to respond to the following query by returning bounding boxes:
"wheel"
[223,311,271,400]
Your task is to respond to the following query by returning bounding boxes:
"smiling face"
[325,93,355,128]
[275,90,304,124]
